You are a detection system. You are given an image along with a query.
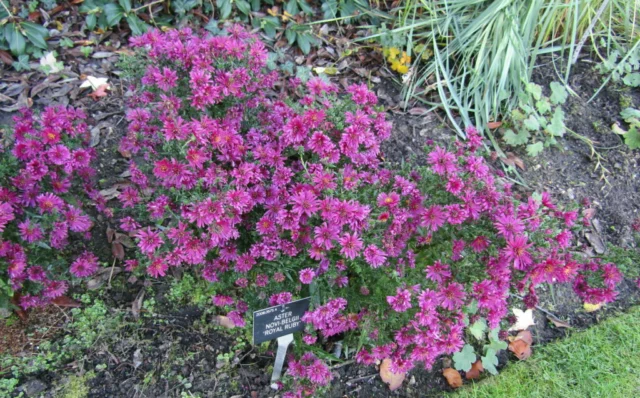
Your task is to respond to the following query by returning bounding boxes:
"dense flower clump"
[120,27,621,395]
[0,107,101,309]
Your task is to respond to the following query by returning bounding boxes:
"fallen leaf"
[465,360,484,380]
[86,267,122,290]
[112,242,125,260]
[89,84,110,100]
[583,302,603,312]
[508,308,535,331]
[584,232,605,254]
[216,315,235,329]
[106,227,115,243]
[582,208,596,220]
[508,330,533,360]
[132,289,145,320]
[52,296,81,308]
[408,107,429,116]
[547,316,571,328]
[379,358,405,391]
[99,187,120,200]
[80,76,109,90]
[443,368,463,388]
[0,50,14,65]
[115,233,136,248]
[133,348,143,369]
[487,121,503,129]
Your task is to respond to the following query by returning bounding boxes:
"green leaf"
[486,328,508,352]
[119,0,132,13]
[546,107,566,137]
[104,3,124,26]
[12,55,31,71]
[623,73,640,87]
[624,126,640,149]
[526,142,544,156]
[296,33,311,55]
[511,108,526,122]
[285,29,297,46]
[526,83,542,101]
[549,82,568,105]
[126,14,147,36]
[453,344,476,372]
[236,0,251,15]
[465,300,478,315]
[285,0,299,15]
[621,107,640,121]
[5,23,26,55]
[503,129,530,146]
[86,13,97,31]
[22,22,49,50]
[298,0,314,14]
[469,318,487,340]
[536,99,551,114]
[482,348,499,375]
[523,115,540,131]
[217,0,232,19]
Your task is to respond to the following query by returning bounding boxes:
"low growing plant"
[119,26,622,396]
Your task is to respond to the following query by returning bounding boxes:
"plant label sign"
[253,297,310,344]
[253,297,310,384]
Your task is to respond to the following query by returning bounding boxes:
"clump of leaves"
[612,107,640,150]
[596,45,640,88]
[0,3,49,69]
[502,82,568,156]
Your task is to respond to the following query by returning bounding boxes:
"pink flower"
[438,282,466,310]
[427,146,457,175]
[299,268,315,284]
[339,232,363,259]
[377,192,400,208]
[147,257,168,277]
[136,227,164,254]
[502,235,533,270]
[425,261,451,284]
[70,251,99,277]
[363,244,386,268]
[36,193,64,214]
[18,219,43,243]
[387,288,412,312]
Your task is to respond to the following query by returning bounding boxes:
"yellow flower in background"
[391,60,409,74]
[387,47,401,61]
[400,51,411,65]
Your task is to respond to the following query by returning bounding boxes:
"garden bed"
[2,45,639,397]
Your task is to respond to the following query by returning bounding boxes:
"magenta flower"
[387,288,412,312]
[70,251,99,277]
[299,268,315,284]
[18,219,44,243]
[363,244,386,268]
[136,227,164,254]
[502,235,533,270]
[339,232,363,259]
[36,193,64,214]
[438,282,466,310]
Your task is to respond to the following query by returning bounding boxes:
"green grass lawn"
[456,306,640,398]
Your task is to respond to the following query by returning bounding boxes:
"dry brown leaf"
[99,187,120,200]
[132,289,145,320]
[465,360,484,380]
[115,233,136,248]
[112,242,125,260]
[547,316,571,328]
[407,107,429,116]
[0,50,14,65]
[106,226,115,243]
[443,368,462,388]
[487,121,503,129]
[52,296,81,308]
[379,358,406,391]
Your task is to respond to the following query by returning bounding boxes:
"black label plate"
[252,297,310,345]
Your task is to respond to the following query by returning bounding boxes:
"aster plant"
[0,107,102,310]
[121,26,621,395]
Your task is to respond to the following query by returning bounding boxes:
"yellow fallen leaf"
[583,302,603,312]
[508,308,535,331]
[313,67,339,75]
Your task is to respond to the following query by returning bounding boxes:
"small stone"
[18,379,47,397]
[409,376,416,385]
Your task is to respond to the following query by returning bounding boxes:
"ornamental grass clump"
[0,107,102,310]
[122,26,621,395]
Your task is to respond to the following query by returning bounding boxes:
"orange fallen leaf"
[443,368,463,388]
[508,330,533,360]
[89,84,110,100]
[380,358,405,391]
[465,360,484,380]
[215,315,235,329]
[487,121,503,129]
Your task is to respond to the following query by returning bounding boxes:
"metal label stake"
[271,333,294,384]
